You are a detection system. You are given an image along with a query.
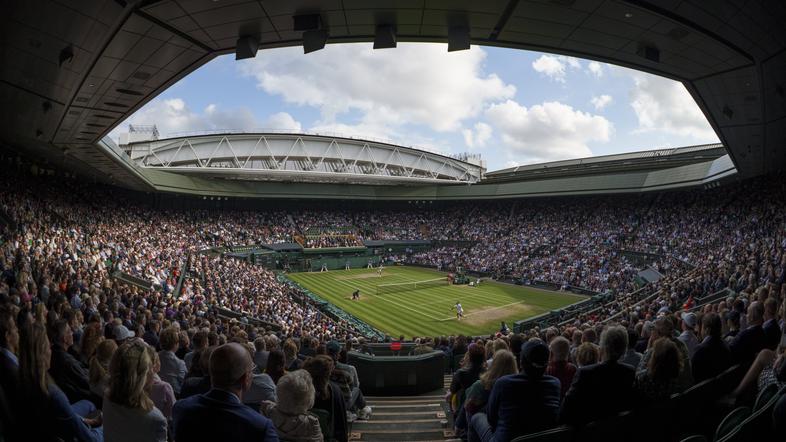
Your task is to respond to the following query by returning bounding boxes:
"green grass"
[286,265,586,337]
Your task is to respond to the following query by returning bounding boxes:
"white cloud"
[111,98,261,139]
[531,55,582,83]
[486,100,612,163]
[587,61,603,78]
[264,112,302,132]
[590,94,613,110]
[462,122,493,149]
[238,43,515,139]
[629,72,718,140]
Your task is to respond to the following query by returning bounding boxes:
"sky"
[111,42,720,171]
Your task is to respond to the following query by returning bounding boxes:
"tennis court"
[286,266,586,337]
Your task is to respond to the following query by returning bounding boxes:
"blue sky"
[112,43,719,171]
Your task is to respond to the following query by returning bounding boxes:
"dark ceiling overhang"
[1,0,784,191]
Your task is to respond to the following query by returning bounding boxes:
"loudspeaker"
[448,26,470,52]
[374,25,396,49]
[303,29,328,54]
[235,35,259,60]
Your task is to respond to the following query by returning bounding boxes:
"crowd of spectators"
[1,161,786,441]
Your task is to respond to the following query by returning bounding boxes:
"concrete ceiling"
[0,0,784,190]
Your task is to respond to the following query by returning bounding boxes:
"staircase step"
[366,395,445,401]
[367,399,445,405]
[354,428,446,441]
[370,403,441,409]
[373,411,444,417]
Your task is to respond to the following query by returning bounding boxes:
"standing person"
[345,260,350,271]
[103,340,168,442]
[17,323,103,442]
[173,343,279,442]
[377,263,384,277]
[455,302,464,321]
[367,259,373,269]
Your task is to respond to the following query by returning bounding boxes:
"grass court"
[286,265,586,337]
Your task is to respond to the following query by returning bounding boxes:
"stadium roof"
[1,0,784,193]
[485,143,726,182]
[122,131,486,185]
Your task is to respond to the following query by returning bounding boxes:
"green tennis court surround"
[286,266,586,337]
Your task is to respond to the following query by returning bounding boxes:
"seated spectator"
[18,323,103,442]
[173,343,279,442]
[326,340,369,420]
[79,322,104,367]
[730,301,766,367]
[103,340,167,442]
[678,312,699,358]
[731,345,785,399]
[691,312,732,382]
[450,343,486,417]
[634,338,683,403]
[180,346,215,399]
[89,340,117,398]
[261,370,323,442]
[561,326,635,426]
[575,342,599,367]
[620,328,642,369]
[146,346,175,422]
[763,298,781,350]
[468,341,560,442]
[242,343,277,407]
[303,355,347,442]
[546,337,576,400]
[723,310,741,342]
[284,339,303,371]
[49,319,97,405]
[637,317,693,391]
[143,321,161,350]
[253,337,270,373]
[185,331,208,372]
[158,327,187,396]
[459,350,517,435]
[266,349,287,385]
[0,307,20,437]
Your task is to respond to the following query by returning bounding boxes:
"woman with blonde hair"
[80,322,104,366]
[261,369,323,441]
[103,339,167,442]
[89,339,117,398]
[18,323,103,441]
[458,350,518,436]
[146,345,176,422]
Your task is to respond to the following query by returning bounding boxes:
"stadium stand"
[0,157,785,441]
[2,1,786,440]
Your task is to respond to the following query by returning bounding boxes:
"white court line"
[434,300,530,322]
[319,272,445,321]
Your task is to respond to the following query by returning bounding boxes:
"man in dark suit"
[691,312,732,382]
[469,340,561,442]
[173,342,279,442]
[48,319,97,405]
[762,298,782,350]
[560,326,636,426]
[730,301,766,366]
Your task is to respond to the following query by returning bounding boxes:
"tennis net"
[376,277,448,295]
